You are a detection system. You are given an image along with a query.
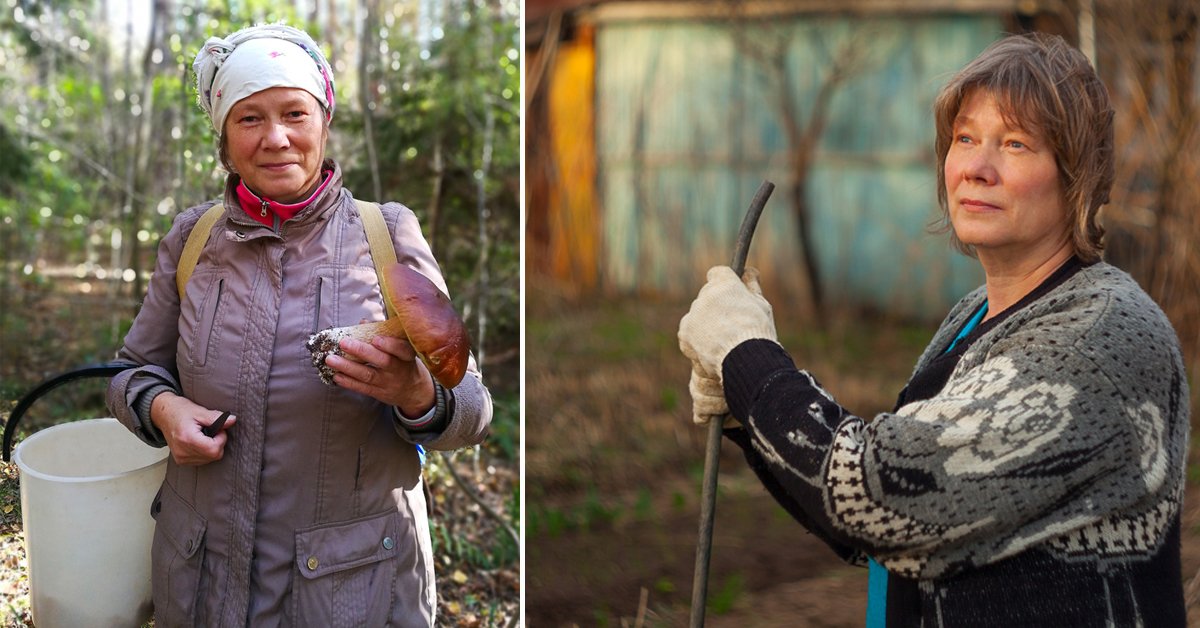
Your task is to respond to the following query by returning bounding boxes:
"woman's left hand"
[679,266,780,378]
[324,336,436,417]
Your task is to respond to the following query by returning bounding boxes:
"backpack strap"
[176,203,226,300]
[356,199,399,319]
[174,200,398,317]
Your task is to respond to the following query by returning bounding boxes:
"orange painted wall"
[546,24,599,291]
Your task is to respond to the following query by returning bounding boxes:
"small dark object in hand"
[202,411,231,438]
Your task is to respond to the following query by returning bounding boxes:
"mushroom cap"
[382,263,471,388]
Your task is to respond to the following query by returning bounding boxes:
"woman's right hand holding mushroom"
[324,335,437,417]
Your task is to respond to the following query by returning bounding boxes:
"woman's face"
[224,87,327,203]
[945,90,1069,263]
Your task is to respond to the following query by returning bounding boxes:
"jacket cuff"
[133,384,174,447]
[722,339,796,423]
[393,381,454,434]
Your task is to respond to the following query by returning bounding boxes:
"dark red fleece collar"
[235,170,334,226]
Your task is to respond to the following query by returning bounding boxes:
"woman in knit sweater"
[678,32,1188,626]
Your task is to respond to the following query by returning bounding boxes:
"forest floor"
[525,278,1200,627]
[0,273,519,627]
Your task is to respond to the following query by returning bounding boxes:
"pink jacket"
[107,162,492,627]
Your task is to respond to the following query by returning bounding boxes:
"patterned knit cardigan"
[721,259,1189,627]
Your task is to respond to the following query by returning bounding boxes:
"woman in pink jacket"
[106,24,492,627]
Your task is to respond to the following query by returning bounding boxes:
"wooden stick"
[689,180,774,627]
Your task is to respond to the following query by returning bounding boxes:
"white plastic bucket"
[13,418,168,628]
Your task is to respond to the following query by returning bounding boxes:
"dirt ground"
[525,282,1200,627]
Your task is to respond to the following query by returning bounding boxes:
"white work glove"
[678,266,778,424]
[688,367,737,427]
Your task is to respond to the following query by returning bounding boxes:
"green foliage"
[582,487,621,526]
[633,487,654,521]
[659,386,678,412]
[430,515,518,571]
[0,124,31,194]
[654,576,676,594]
[530,485,674,538]
[707,573,745,615]
[337,2,521,354]
[488,390,518,460]
[0,1,518,341]
[527,504,564,538]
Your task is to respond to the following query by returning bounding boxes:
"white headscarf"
[193,24,335,135]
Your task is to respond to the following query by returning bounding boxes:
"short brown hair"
[933,32,1114,262]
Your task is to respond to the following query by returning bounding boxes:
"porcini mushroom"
[306,263,471,389]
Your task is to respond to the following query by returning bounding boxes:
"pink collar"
[236,170,333,226]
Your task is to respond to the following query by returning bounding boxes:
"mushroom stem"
[331,317,407,344]
[305,317,407,385]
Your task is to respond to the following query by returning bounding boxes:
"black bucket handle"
[2,361,140,462]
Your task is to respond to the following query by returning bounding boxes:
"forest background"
[0,0,521,626]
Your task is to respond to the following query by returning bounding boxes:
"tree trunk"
[789,176,823,322]
[0,227,12,361]
[125,0,166,299]
[113,0,135,308]
[358,0,382,201]
[473,0,495,371]
[475,98,495,374]
[326,0,339,67]
[772,49,824,324]
[427,135,445,254]
[177,40,189,214]
[97,0,116,167]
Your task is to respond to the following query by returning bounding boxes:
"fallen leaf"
[444,601,461,616]
[452,570,468,584]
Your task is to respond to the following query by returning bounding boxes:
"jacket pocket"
[188,275,224,368]
[311,275,334,335]
[151,483,208,627]
[292,509,407,628]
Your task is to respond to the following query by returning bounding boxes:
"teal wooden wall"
[595,15,1005,319]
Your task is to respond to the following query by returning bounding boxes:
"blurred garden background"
[0,0,520,625]
[525,0,1200,625]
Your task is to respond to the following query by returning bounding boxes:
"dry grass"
[525,275,934,624]
[526,275,931,499]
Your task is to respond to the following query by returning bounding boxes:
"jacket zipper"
[260,199,269,218]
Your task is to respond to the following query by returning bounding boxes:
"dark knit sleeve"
[722,339,798,423]
[723,427,864,565]
[721,339,866,563]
